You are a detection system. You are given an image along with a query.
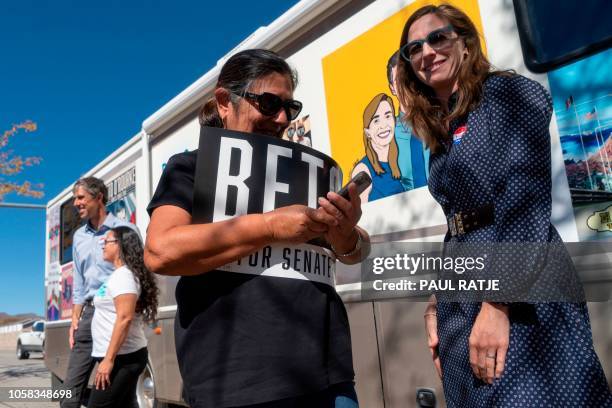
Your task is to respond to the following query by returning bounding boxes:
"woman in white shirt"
[89,226,159,408]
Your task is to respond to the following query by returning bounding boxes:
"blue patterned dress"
[428,74,612,407]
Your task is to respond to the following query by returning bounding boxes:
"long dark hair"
[112,226,159,322]
[199,49,298,127]
[396,4,507,152]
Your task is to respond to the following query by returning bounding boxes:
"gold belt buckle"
[448,216,457,236]
[454,213,465,235]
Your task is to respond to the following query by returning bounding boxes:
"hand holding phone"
[335,171,372,201]
[307,171,371,248]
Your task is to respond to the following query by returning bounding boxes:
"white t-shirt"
[92,265,147,358]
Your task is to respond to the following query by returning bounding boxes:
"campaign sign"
[193,127,342,223]
[192,127,343,286]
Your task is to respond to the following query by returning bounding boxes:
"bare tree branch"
[0,121,44,202]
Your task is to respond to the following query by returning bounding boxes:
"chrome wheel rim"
[136,364,155,408]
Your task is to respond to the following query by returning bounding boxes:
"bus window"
[514,0,612,73]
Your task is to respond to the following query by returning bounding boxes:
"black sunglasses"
[400,25,456,62]
[235,91,303,121]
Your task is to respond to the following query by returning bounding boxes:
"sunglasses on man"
[234,91,303,121]
[400,25,456,62]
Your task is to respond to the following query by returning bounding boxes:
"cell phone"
[336,171,372,200]
[307,171,372,248]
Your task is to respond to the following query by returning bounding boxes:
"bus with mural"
[44,0,611,406]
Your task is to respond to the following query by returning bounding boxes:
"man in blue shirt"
[387,51,429,190]
[61,177,138,408]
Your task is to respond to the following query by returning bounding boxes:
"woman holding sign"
[145,49,366,408]
[395,4,611,407]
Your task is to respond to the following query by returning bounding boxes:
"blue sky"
[0,0,298,316]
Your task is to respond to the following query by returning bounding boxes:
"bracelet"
[331,229,362,258]
[423,312,437,318]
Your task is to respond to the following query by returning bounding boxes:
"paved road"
[0,349,57,408]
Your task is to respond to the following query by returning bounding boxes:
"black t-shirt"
[147,151,354,408]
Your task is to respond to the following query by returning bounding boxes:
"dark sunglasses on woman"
[400,25,456,62]
[235,91,303,121]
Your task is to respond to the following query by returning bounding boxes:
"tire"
[135,362,183,408]
[16,342,29,360]
[136,363,158,408]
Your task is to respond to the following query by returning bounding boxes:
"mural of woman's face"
[116,203,128,222]
[365,100,395,148]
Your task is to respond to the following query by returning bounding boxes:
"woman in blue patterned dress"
[395,4,612,407]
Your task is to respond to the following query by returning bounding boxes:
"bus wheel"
[136,362,158,408]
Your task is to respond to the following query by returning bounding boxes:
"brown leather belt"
[447,204,494,237]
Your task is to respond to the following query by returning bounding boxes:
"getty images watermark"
[351,242,603,302]
[370,253,499,292]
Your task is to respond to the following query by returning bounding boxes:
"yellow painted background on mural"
[322,0,484,181]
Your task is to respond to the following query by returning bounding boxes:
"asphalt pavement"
[0,349,57,408]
